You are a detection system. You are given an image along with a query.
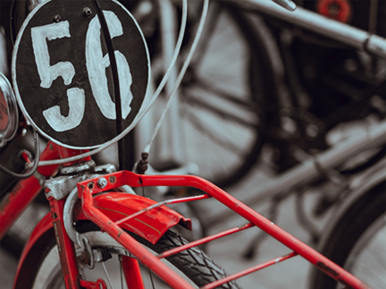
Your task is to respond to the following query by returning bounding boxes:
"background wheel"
[142,1,268,188]
[309,182,386,289]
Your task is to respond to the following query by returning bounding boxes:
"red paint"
[92,193,191,244]
[0,176,41,239]
[0,141,60,239]
[48,198,81,289]
[317,0,352,23]
[79,279,107,289]
[79,182,197,289]
[78,171,370,289]
[121,256,145,289]
[1,137,371,289]
[37,141,61,176]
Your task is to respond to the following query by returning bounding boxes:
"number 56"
[31,11,133,132]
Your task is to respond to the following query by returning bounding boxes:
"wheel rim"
[342,213,386,289]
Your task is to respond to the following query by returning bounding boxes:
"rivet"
[83,7,92,17]
[109,176,116,183]
[53,15,61,22]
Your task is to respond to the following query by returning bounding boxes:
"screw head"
[97,177,108,189]
[53,15,61,22]
[83,7,92,17]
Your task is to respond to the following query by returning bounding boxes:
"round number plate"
[12,0,150,149]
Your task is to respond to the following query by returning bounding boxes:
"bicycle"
[0,0,383,288]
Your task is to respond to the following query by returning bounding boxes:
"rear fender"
[85,192,192,244]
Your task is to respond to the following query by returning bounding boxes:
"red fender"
[13,193,191,289]
[77,192,192,244]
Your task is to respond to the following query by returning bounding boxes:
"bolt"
[97,177,108,189]
[53,15,61,22]
[83,7,92,17]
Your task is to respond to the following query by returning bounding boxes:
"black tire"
[31,229,239,289]
[309,183,386,289]
[147,1,268,188]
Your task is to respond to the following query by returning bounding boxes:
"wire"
[142,0,209,155]
[38,0,189,167]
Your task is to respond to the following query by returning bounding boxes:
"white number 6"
[86,11,133,120]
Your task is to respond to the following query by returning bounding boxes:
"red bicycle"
[0,0,379,288]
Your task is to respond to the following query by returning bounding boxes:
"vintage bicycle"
[0,0,383,288]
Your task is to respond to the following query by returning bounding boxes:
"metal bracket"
[45,173,92,200]
[45,163,116,200]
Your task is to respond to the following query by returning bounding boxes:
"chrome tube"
[241,0,386,58]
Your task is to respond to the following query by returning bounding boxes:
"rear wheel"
[32,230,239,289]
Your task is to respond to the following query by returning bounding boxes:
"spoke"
[119,256,123,289]
[149,268,156,289]
[185,77,255,110]
[102,261,116,289]
[184,94,258,127]
[185,110,245,153]
[185,2,222,67]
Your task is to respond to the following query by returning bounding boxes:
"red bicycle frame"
[77,170,372,289]
[0,141,372,289]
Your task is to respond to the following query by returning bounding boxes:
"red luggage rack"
[77,170,370,289]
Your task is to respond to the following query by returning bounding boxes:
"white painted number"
[31,21,75,89]
[31,11,133,132]
[86,11,133,120]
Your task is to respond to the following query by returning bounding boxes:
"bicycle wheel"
[309,182,386,289]
[149,1,268,188]
[31,229,239,289]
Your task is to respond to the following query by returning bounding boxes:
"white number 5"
[31,21,85,132]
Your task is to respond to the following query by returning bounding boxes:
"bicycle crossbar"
[241,0,386,58]
[77,171,371,289]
